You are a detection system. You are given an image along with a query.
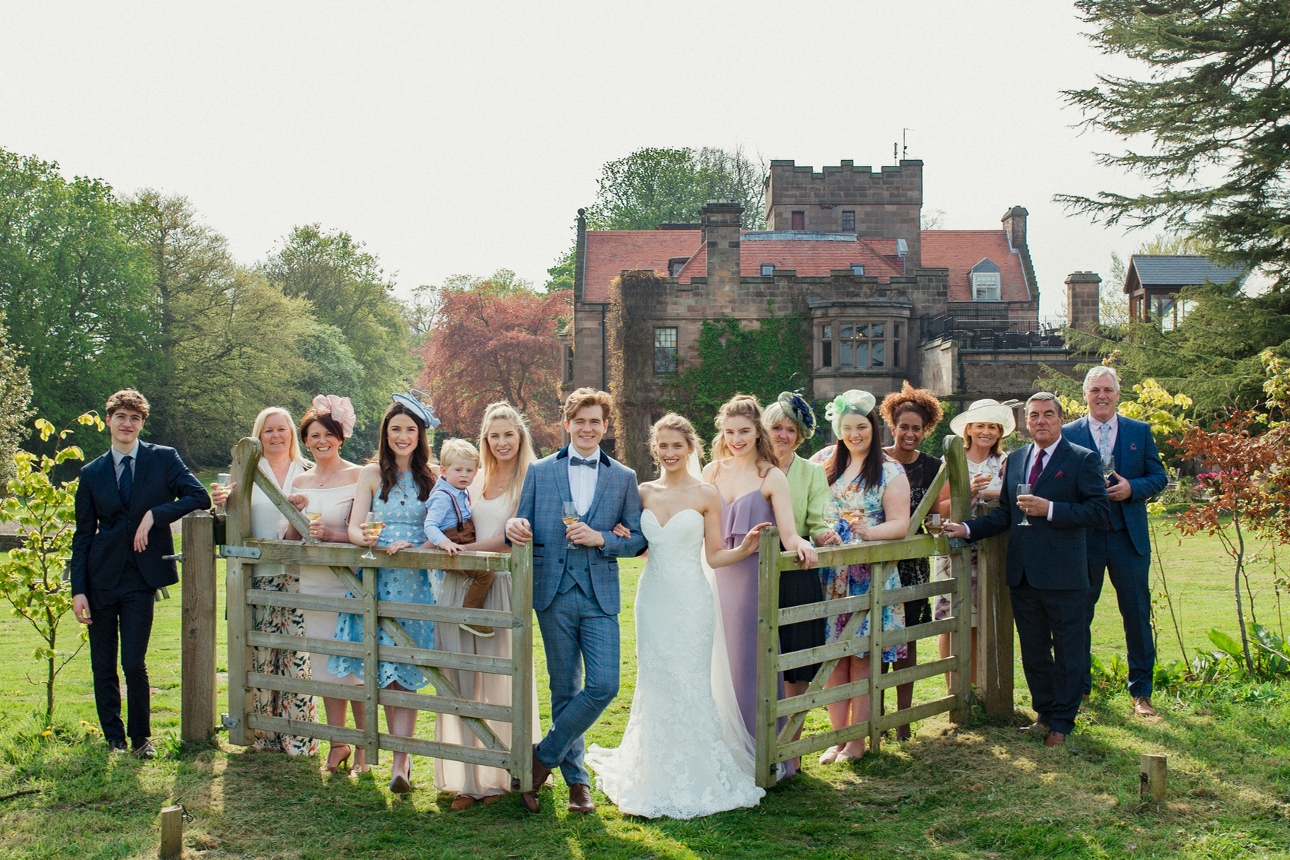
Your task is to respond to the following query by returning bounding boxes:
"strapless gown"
[585,508,764,819]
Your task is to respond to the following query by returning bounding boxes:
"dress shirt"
[964,437,1060,538]
[111,441,140,483]
[567,448,600,517]
[423,481,473,545]
[1088,414,1119,457]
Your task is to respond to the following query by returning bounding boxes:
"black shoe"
[132,740,157,760]
[108,739,128,754]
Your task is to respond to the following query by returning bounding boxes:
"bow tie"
[570,456,598,468]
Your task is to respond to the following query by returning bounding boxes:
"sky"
[1,1,1152,318]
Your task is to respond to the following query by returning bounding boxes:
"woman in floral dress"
[810,390,910,762]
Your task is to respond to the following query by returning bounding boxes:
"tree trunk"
[1233,515,1254,674]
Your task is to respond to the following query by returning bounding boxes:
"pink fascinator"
[311,394,356,438]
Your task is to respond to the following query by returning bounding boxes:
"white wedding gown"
[585,508,765,819]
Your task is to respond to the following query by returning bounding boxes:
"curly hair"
[105,389,150,420]
[880,381,943,433]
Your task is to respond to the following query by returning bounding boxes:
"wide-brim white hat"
[950,399,1016,438]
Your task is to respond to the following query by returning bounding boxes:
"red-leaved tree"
[415,273,569,449]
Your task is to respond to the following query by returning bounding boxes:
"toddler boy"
[425,439,494,637]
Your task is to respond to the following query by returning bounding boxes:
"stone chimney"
[701,200,743,291]
[1002,206,1028,251]
[1065,271,1102,332]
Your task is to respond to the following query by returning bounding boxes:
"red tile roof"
[581,231,701,303]
[920,230,1031,302]
[676,237,905,284]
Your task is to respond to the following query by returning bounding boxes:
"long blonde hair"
[250,406,310,470]
[710,394,776,467]
[477,402,538,511]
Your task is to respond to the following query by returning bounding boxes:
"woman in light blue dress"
[331,393,441,794]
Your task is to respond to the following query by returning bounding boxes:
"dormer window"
[668,257,688,277]
[851,264,865,277]
[970,258,1002,301]
[760,264,774,276]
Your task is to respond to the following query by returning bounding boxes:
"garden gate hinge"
[218,546,261,559]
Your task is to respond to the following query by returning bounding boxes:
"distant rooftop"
[741,231,860,242]
[1128,255,1247,291]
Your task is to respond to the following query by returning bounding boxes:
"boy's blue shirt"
[424,481,472,544]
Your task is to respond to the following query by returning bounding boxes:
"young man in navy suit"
[944,392,1109,746]
[1065,367,1168,716]
[70,390,209,757]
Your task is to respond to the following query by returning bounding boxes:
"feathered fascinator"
[391,389,441,430]
[777,392,817,440]
[311,394,356,438]
[824,390,876,437]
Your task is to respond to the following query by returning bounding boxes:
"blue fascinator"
[777,392,817,440]
[391,389,441,430]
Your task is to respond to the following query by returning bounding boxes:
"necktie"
[1027,448,1045,486]
[570,456,597,468]
[1097,422,1113,459]
[118,455,133,507]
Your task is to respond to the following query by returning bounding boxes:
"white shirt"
[111,440,140,483]
[1087,413,1119,457]
[1023,437,1062,522]
[567,448,600,517]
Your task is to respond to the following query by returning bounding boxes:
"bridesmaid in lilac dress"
[703,395,818,778]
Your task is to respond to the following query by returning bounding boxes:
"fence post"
[868,561,886,754]
[754,527,781,789]
[943,436,974,723]
[509,541,534,793]
[224,437,261,746]
[361,565,380,769]
[181,511,217,742]
[977,533,1014,715]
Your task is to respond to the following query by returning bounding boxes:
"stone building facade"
[564,159,1095,464]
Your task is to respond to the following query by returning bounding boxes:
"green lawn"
[1,525,1287,859]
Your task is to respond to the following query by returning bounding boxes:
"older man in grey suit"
[507,388,646,814]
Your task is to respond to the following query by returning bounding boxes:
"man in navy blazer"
[70,390,209,756]
[1064,366,1168,716]
[506,388,646,814]
[944,392,1109,746]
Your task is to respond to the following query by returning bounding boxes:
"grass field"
[1,523,1287,858]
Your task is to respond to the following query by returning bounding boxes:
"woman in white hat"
[933,398,1016,688]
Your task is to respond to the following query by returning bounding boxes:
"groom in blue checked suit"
[506,388,646,814]
[1064,366,1168,716]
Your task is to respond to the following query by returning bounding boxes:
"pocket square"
[1054,471,1065,478]
[1130,443,1138,450]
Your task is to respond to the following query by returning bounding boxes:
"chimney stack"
[1002,206,1028,251]
[1065,271,1102,333]
[701,200,743,291]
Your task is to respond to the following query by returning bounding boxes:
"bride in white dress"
[586,414,767,819]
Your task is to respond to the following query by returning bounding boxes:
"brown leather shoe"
[1043,731,1067,747]
[1133,696,1157,717]
[521,747,552,814]
[567,783,595,814]
[1017,721,1050,739]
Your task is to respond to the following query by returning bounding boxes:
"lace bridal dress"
[585,507,765,819]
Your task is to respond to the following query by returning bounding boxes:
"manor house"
[563,159,1098,463]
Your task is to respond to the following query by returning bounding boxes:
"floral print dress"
[821,457,907,662]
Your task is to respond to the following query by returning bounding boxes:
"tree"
[1057,1,1290,289]
[415,272,569,448]
[0,413,103,720]
[124,192,315,466]
[264,225,416,457]
[0,311,34,492]
[0,148,152,449]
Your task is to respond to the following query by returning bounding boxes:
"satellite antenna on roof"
[903,128,913,160]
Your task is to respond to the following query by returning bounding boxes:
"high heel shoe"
[389,758,413,794]
[324,742,352,773]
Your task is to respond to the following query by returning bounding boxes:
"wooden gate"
[220,438,535,792]
[753,436,983,787]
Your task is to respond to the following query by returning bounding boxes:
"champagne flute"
[1101,453,1116,480]
[305,498,322,544]
[215,472,232,515]
[928,513,943,536]
[1016,483,1032,526]
[562,502,581,550]
[360,511,384,561]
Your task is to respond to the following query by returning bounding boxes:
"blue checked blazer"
[513,446,646,615]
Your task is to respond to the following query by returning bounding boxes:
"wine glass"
[1101,453,1116,480]
[1016,483,1032,527]
[304,498,322,544]
[928,513,943,536]
[215,472,232,515]
[360,511,384,561]
[562,502,581,549]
